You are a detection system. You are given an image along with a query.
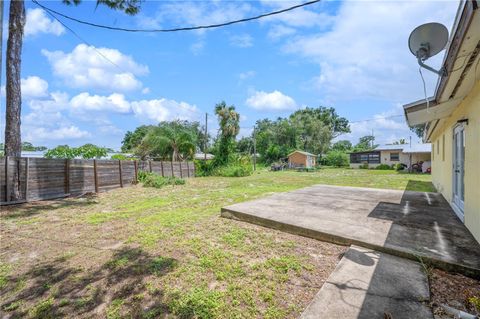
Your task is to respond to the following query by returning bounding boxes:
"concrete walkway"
[301,245,433,319]
[221,184,480,278]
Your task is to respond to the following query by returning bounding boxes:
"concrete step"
[300,245,433,319]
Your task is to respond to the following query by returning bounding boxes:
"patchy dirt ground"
[430,269,480,318]
[1,175,347,319]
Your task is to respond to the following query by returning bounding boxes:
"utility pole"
[204,113,208,160]
[253,126,257,171]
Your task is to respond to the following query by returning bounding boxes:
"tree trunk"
[5,0,25,200]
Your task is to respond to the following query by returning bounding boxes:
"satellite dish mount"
[409,22,449,77]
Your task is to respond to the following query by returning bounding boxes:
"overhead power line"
[349,114,404,124]
[32,0,321,33]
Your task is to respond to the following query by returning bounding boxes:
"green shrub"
[375,164,393,170]
[110,154,128,160]
[359,163,369,169]
[195,155,253,177]
[212,164,253,177]
[393,163,405,171]
[138,171,185,188]
[323,150,349,167]
[194,159,216,177]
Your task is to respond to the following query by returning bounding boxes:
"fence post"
[25,158,29,201]
[93,159,99,193]
[179,161,183,178]
[65,159,70,195]
[186,161,190,178]
[170,161,174,177]
[134,160,138,183]
[118,160,123,187]
[5,156,9,202]
[160,161,164,177]
[149,160,152,173]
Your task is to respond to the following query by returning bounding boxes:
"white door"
[452,125,465,221]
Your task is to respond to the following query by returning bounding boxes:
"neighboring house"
[349,144,431,170]
[404,0,480,243]
[194,153,214,160]
[287,151,316,168]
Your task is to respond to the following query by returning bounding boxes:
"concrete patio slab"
[221,184,480,278]
[301,245,433,319]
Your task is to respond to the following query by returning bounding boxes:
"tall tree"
[4,0,141,199]
[331,140,353,152]
[4,0,25,158]
[393,139,407,145]
[354,135,378,151]
[137,121,197,161]
[214,101,240,165]
[121,125,154,153]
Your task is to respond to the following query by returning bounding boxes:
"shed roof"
[287,150,316,157]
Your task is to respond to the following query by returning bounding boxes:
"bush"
[323,150,349,167]
[393,163,405,171]
[212,164,253,177]
[375,164,393,170]
[138,171,185,188]
[359,163,369,169]
[195,155,253,177]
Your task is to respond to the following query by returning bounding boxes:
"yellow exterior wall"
[430,80,480,243]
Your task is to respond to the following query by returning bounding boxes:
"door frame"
[451,123,465,222]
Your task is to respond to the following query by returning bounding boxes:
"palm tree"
[137,121,196,161]
[214,101,240,164]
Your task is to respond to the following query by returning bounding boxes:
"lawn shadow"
[0,198,97,220]
[0,246,177,318]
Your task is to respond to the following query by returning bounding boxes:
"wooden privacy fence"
[0,157,195,205]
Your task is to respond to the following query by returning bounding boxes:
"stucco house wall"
[429,80,480,243]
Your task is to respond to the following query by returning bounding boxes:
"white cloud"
[42,44,149,92]
[268,25,296,40]
[246,90,297,111]
[341,104,419,145]
[25,9,65,37]
[239,70,256,81]
[261,2,333,29]
[25,126,91,141]
[138,1,253,34]
[230,34,253,48]
[21,76,49,98]
[283,1,457,103]
[70,92,131,113]
[28,91,70,112]
[131,98,198,123]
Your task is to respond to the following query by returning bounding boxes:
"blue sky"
[0,0,459,150]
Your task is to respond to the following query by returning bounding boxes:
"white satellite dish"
[408,22,449,76]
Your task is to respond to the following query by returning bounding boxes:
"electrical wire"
[418,66,430,113]
[32,0,321,33]
[41,8,123,71]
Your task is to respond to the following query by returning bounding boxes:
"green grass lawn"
[0,168,434,318]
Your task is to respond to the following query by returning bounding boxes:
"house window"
[390,152,400,161]
[432,144,435,160]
